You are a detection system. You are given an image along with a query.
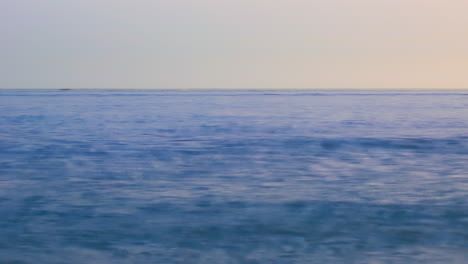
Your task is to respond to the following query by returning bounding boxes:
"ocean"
[0,89,467,263]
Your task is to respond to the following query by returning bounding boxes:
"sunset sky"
[2,0,468,89]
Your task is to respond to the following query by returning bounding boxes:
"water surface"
[1,89,467,263]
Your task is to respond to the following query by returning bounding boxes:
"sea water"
[0,89,467,263]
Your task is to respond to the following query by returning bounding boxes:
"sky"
[1,0,468,89]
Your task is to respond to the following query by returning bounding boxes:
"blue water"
[1,89,467,263]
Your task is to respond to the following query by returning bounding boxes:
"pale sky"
[1,0,468,89]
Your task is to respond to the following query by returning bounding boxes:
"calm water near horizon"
[1,89,467,263]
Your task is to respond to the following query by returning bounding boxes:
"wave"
[1,199,466,263]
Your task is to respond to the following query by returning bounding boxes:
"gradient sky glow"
[2,0,468,89]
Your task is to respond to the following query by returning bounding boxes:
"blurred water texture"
[0,89,467,263]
